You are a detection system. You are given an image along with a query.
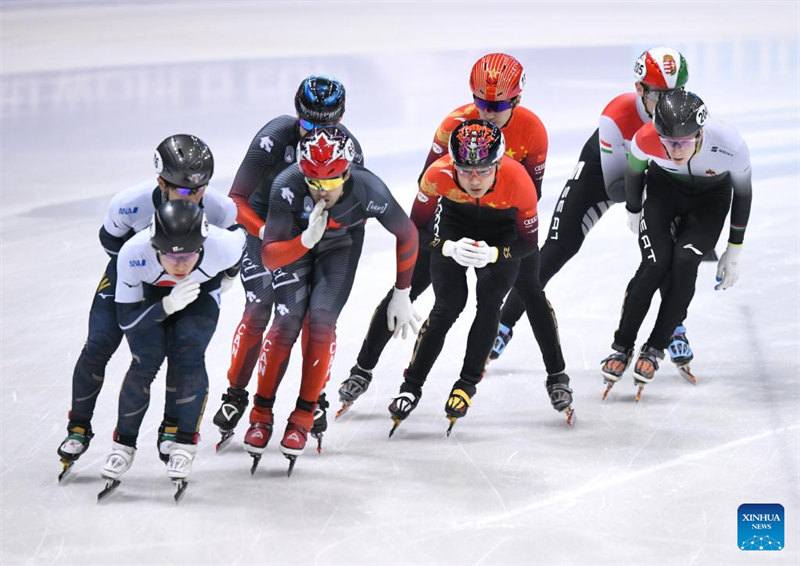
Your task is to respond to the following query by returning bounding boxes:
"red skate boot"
[243,405,273,475]
[280,409,313,477]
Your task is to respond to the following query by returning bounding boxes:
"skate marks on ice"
[451,423,799,530]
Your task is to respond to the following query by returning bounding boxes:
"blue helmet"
[294,75,346,124]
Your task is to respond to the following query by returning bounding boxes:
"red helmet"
[469,53,526,101]
[297,127,355,179]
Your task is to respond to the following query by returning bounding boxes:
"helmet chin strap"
[635,82,654,118]
[643,95,653,119]
[500,96,521,128]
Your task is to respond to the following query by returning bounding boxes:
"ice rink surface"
[1,1,799,565]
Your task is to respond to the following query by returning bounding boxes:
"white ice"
[1,1,799,565]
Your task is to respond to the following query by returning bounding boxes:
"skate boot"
[336,365,373,418]
[97,441,136,502]
[668,325,696,384]
[167,442,197,503]
[546,372,575,426]
[633,343,664,402]
[388,381,422,437]
[600,344,634,400]
[488,323,513,361]
[280,411,312,477]
[445,380,476,436]
[157,421,178,464]
[243,406,274,475]
[57,425,94,481]
[212,386,249,451]
[310,392,329,454]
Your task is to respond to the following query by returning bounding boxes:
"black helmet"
[654,90,708,138]
[149,200,208,253]
[448,119,506,168]
[294,75,346,124]
[154,134,214,189]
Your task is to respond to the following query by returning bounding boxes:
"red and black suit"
[225,115,363,390]
[253,165,417,429]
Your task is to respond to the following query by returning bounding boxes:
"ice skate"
[212,387,249,452]
[336,365,372,418]
[444,381,476,436]
[280,423,309,477]
[243,420,273,475]
[388,383,422,437]
[310,393,329,453]
[57,425,94,482]
[633,344,664,402]
[546,372,575,426]
[156,421,177,464]
[488,324,513,361]
[97,442,136,502]
[167,443,197,503]
[668,326,696,384]
[600,345,634,400]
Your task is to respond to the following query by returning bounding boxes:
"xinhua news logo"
[738,503,784,551]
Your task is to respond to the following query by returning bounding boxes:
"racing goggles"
[304,175,346,191]
[659,135,698,151]
[160,250,199,263]
[454,164,496,178]
[299,118,334,131]
[473,96,515,113]
[169,184,206,196]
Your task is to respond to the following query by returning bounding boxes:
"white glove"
[472,241,499,268]
[258,224,265,240]
[220,274,236,294]
[442,237,482,267]
[300,200,328,248]
[715,243,742,290]
[626,207,642,235]
[386,286,422,339]
[162,277,201,315]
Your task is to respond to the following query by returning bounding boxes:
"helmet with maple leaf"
[297,126,356,179]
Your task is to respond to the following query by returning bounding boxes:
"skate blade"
[565,407,575,426]
[601,381,615,400]
[334,401,352,420]
[388,418,402,438]
[677,364,697,385]
[249,454,261,476]
[215,430,235,453]
[172,479,189,503]
[445,417,457,437]
[310,433,323,454]
[634,383,646,402]
[97,479,121,502]
[285,455,297,477]
[58,460,74,482]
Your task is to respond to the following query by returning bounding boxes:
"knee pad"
[240,303,270,334]
[83,333,122,365]
[672,247,704,276]
[268,316,303,347]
